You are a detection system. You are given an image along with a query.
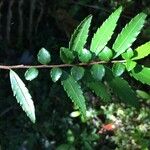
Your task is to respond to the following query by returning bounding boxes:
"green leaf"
[132,41,150,60]
[78,48,92,63]
[105,67,139,106]
[56,144,75,150]
[86,81,111,102]
[9,70,36,123]
[122,48,134,59]
[50,67,62,82]
[25,68,39,81]
[136,90,150,99]
[130,65,150,85]
[125,60,137,71]
[69,15,92,54]
[113,13,147,58]
[61,72,86,119]
[90,6,122,55]
[98,46,113,61]
[37,48,51,64]
[90,64,105,81]
[112,63,125,77]
[110,77,139,106]
[71,66,85,81]
[60,47,75,64]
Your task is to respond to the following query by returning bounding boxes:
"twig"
[0,60,126,70]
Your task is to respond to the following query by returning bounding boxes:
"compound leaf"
[113,13,147,58]
[69,15,92,54]
[90,7,122,55]
[9,70,36,123]
[61,72,86,119]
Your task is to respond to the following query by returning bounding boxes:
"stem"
[0,60,126,70]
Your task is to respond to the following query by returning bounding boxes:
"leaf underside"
[9,70,36,123]
[61,72,86,119]
[113,13,147,58]
[90,6,122,55]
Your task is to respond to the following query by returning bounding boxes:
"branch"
[0,60,126,70]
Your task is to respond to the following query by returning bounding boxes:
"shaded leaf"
[132,41,150,60]
[9,70,36,123]
[90,7,122,55]
[86,81,111,102]
[113,13,147,58]
[105,67,139,106]
[90,64,105,81]
[112,63,125,77]
[60,47,75,64]
[61,72,86,119]
[136,90,150,99]
[25,68,39,81]
[71,66,85,81]
[69,15,92,54]
[130,65,150,85]
[50,67,62,82]
[37,48,51,64]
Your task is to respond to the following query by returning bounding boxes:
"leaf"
[78,48,92,63]
[112,62,125,77]
[69,15,92,54]
[136,90,150,99]
[86,81,111,102]
[25,68,39,81]
[37,48,51,64]
[132,41,150,60]
[122,48,134,59]
[125,60,137,71]
[9,70,36,123]
[98,46,113,61]
[105,67,139,106]
[90,7,122,55]
[61,72,86,119]
[60,47,75,64]
[110,77,139,106]
[90,64,105,81]
[113,13,147,58]
[71,66,85,81]
[130,65,150,85]
[50,67,62,82]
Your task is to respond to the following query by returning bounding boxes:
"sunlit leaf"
[113,13,147,58]
[61,72,86,119]
[90,7,122,55]
[10,70,36,123]
[132,41,150,60]
[69,15,92,54]
[130,65,150,85]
